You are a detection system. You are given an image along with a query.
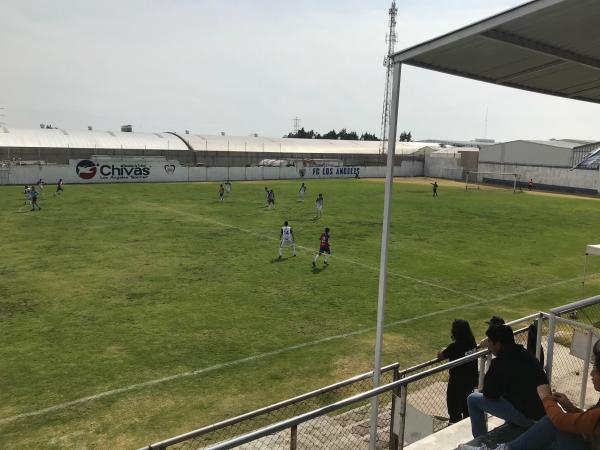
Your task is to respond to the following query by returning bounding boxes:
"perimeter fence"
[141,294,600,450]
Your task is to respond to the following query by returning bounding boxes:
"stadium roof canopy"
[391,0,600,104]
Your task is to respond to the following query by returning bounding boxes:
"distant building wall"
[480,141,574,167]
[0,147,420,168]
[424,150,479,180]
[478,162,600,194]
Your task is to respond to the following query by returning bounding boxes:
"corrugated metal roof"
[392,0,600,104]
[0,127,189,150]
[178,134,433,155]
[518,139,600,149]
[0,127,437,155]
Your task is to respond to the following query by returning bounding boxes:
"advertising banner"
[72,157,184,183]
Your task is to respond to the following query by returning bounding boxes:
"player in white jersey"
[278,220,296,259]
[23,185,32,205]
[298,182,307,201]
[315,193,324,218]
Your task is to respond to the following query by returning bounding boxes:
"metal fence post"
[546,313,557,383]
[389,366,401,450]
[535,313,544,362]
[580,330,594,408]
[290,424,297,450]
[397,384,408,450]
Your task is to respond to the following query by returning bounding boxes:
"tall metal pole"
[369,62,402,450]
[379,2,397,157]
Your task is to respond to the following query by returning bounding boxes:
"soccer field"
[1,179,600,449]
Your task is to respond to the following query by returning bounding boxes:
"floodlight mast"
[379,2,397,156]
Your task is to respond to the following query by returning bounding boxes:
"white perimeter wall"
[424,154,463,180]
[0,159,423,185]
[478,162,600,193]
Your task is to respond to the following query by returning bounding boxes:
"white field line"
[1,274,591,425]
[150,204,485,302]
[1,205,591,424]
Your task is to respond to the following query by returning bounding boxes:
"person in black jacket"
[466,324,548,437]
[438,319,478,423]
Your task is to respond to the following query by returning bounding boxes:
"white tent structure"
[370,0,600,447]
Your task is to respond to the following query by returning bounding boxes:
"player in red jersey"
[312,227,330,267]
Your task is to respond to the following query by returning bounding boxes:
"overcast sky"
[1,0,598,142]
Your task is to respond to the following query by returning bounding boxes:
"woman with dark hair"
[461,339,600,450]
[438,319,479,423]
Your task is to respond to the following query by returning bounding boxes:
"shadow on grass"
[311,263,328,274]
[271,256,297,263]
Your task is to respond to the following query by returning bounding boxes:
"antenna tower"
[293,116,301,134]
[379,1,397,155]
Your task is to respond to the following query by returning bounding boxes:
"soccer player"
[298,182,307,201]
[315,193,324,218]
[267,189,275,209]
[37,178,44,190]
[528,178,534,190]
[30,186,41,211]
[225,180,232,193]
[313,227,331,267]
[431,181,439,197]
[278,220,296,259]
[54,179,64,196]
[218,184,225,201]
[23,185,32,205]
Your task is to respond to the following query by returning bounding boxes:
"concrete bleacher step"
[406,416,507,450]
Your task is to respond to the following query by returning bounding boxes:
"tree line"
[285,128,412,142]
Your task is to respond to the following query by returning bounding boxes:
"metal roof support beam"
[481,29,600,71]
[403,59,600,105]
[369,61,402,450]
[496,60,567,83]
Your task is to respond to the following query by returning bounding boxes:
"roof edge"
[391,0,566,64]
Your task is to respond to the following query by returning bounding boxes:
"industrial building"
[478,139,600,193]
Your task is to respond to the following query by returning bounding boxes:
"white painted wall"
[478,162,600,193]
[424,154,463,180]
[1,157,423,185]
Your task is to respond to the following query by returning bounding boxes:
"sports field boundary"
[1,201,593,425]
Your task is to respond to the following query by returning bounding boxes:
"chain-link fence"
[141,364,400,450]
[141,295,600,450]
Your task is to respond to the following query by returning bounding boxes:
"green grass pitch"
[1,179,600,448]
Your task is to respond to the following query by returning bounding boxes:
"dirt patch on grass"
[363,177,600,201]
[0,299,36,319]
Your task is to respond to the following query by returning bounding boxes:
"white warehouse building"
[478,139,600,194]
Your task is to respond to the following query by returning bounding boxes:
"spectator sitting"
[466,324,548,438]
[478,316,505,348]
[437,319,478,424]
[461,339,600,450]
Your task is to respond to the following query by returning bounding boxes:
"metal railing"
[141,295,600,450]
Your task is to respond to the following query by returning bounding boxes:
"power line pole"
[379,2,397,155]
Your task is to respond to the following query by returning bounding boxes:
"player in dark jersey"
[54,179,64,196]
[312,227,330,267]
[218,184,225,201]
[267,189,275,209]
